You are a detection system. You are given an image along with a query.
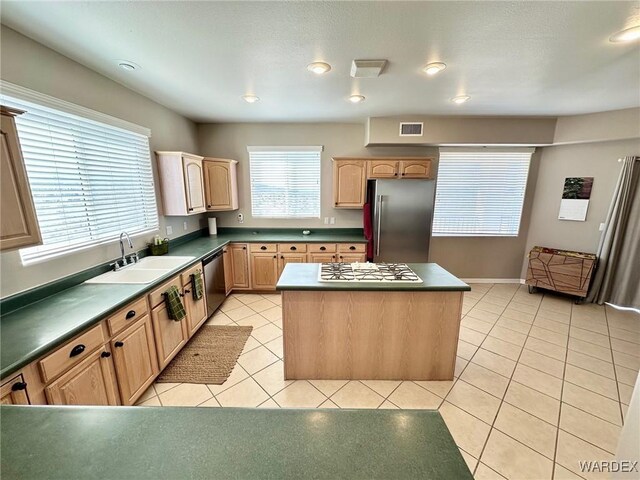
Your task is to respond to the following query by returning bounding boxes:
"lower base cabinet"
[250,253,279,290]
[278,253,307,277]
[45,348,119,406]
[184,283,208,337]
[337,253,366,263]
[222,246,234,295]
[308,253,337,263]
[111,316,159,406]
[151,303,189,370]
[0,374,30,405]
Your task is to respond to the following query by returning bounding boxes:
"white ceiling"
[1,1,639,123]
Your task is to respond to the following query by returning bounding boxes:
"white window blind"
[433,149,533,236]
[2,95,159,264]
[248,146,321,218]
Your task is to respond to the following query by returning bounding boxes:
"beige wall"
[521,138,640,278]
[0,26,201,297]
[553,108,640,145]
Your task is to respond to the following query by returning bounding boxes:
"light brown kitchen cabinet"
[399,159,432,178]
[332,159,367,208]
[183,281,208,337]
[0,374,30,405]
[0,106,42,251]
[151,300,189,370]
[337,243,366,263]
[250,253,279,290]
[367,160,399,179]
[222,246,234,295]
[308,253,337,263]
[111,315,159,406]
[230,243,250,289]
[203,158,239,211]
[155,151,206,216]
[278,253,307,277]
[45,347,119,406]
[337,253,367,263]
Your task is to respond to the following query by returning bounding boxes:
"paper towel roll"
[208,217,217,236]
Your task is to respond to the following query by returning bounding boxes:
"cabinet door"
[183,282,208,337]
[250,253,279,290]
[337,253,367,263]
[399,160,431,178]
[151,302,189,370]
[204,160,238,211]
[308,253,337,263]
[182,156,206,214]
[45,348,119,406]
[230,243,250,289]
[222,246,234,295]
[111,316,159,406]
[278,253,307,278]
[332,160,366,208]
[0,374,30,405]
[367,160,399,179]
[0,109,42,251]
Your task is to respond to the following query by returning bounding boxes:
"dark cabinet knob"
[69,344,86,357]
[290,246,297,251]
[280,255,284,259]
[320,246,326,251]
[242,246,246,250]
[114,341,124,348]
[260,246,267,250]
[394,173,398,176]
[349,246,356,251]
[188,207,194,211]
[273,255,277,259]
[401,173,405,176]
[184,289,191,294]
[101,351,111,358]
[126,310,136,319]
[207,204,211,208]
[179,292,184,297]
[339,255,343,259]
[11,382,27,392]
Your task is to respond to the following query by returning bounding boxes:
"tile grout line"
[603,305,625,424]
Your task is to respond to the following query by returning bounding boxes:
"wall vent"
[399,122,423,136]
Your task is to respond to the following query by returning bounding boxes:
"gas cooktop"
[318,263,422,283]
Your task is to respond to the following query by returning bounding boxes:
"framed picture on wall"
[558,177,594,221]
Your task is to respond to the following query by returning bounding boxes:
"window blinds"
[2,95,159,264]
[248,146,321,218]
[433,149,533,236]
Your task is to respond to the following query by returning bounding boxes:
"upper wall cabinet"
[332,159,367,208]
[0,106,42,251]
[156,151,206,216]
[203,158,239,211]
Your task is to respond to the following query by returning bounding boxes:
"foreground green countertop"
[0,406,472,480]
[0,229,366,380]
[277,263,471,292]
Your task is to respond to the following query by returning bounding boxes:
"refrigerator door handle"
[376,194,383,256]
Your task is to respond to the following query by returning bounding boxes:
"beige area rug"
[156,325,253,384]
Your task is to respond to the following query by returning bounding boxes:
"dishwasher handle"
[203,249,223,264]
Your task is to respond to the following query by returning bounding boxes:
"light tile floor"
[136,284,640,480]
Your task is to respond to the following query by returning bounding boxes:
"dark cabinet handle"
[11,382,27,392]
[126,310,136,319]
[320,246,326,251]
[280,255,284,259]
[394,173,398,176]
[188,207,194,211]
[242,246,246,250]
[184,289,191,294]
[179,293,184,297]
[260,246,267,250]
[273,255,277,259]
[332,255,336,259]
[207,204,211,208]
[339,255,343,259]
[101,351,111,358]
[349,246,356,251]
[114,341,124,348]
[401,173,405,176]
[290,246,297,251]
[69,344,85,357]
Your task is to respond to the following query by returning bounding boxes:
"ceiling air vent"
[399,122,423,137]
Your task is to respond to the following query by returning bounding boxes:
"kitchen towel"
[208,217,217,236]
[191,270,204,300]
[164,285,187,321]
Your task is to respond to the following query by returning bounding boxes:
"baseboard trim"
[461,278,524,284]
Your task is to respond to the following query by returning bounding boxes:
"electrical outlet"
[183,221,188,231]
[238,213,244,224]
[330,217,335,225]
[166,225,173,236]
[324,217,329,225]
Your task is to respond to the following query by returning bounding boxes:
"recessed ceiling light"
[242,95,260,103]
[609,25,640,43]
[348,95,365,104]
[307,62,332,75]
[451,95,470,104]
[118,61,140,71]
[423,62,447,76]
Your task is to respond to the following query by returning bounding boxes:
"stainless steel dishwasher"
[202,250,225,318]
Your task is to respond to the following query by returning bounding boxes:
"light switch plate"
[330,217,335,225]
[324,217,329,225]
[166,225,173,235]
[183,221,188,231]
[238,213,244,224]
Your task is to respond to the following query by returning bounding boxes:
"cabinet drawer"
[107,297,149,336]
[148,275,182,308]
[278,243,307,253]
[337,243,366,253]
[250,243,277,253]
[308,243,337,253]
[39,323,106,383]
[180,262,203,285]
[1,374,30,405]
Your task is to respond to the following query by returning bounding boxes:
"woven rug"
[156,325,253,384]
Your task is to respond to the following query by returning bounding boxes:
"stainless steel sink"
[85,256,195,284]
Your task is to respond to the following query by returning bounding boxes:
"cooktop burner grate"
[318,263,422,283]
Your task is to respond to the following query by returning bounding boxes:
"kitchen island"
[276,263,470,381]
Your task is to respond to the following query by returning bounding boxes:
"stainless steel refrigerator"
[371,179,436,263]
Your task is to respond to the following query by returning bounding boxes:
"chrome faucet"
[119,232,133,262]
[113,232,138,270]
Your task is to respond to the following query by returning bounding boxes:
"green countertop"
[0,229,366,380]
[277,263,471,292]
[0,406,472,480]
